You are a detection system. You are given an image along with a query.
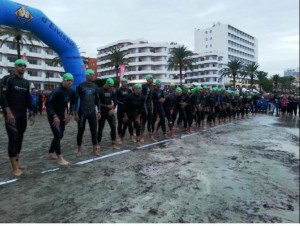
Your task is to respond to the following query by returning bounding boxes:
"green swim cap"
[155,79,161,85]
[63,73,74,81]
[86,69,95,76]
[145,74,153,80]
[170,83,176,88]
[183,84,189,90]
[121,78,128,83]
[133,83,142,90]
[14,59,26,66]
[106,78,115,86]
[175,87,182,93]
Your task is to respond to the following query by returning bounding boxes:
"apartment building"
[194,22,258,65]
[97,39,182,84]
[185,52,226,86]
[0,38,64,90]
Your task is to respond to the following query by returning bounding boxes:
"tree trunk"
[115,65,119,86]
[17,39,21,59]
[179,65,183,86]
[233,74,236,90]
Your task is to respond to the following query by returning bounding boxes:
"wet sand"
[0,114,299,223]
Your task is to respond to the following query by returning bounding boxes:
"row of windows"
[2,42,56,55]
[228,33,255,47]
[228,47,255,59]
[228,25,254,40]
[4,56,60,67]
[228,40,255,53]
[228,55,254,65]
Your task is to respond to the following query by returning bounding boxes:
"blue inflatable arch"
[0,0,85,88]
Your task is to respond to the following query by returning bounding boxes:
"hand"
[159,98,165,104]
[29,115,35,126]
[96,112,101,120]
[123,115,128,123]
[107,104,114,110]
[52,116,60,128]
[6,112,16,125]
[74,114,80,122]
[135,117,140,126]
[108,108,115,116]
[64,115,73,125]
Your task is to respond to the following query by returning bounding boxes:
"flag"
[22,52,27,60]
[119,64,125,79]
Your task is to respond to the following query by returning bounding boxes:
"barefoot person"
[46,73,76,165]
[0,59,35,176]
[74,69,101,157]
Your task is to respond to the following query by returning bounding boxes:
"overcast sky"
[14,0,299,76]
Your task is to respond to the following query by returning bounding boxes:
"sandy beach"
[0,113,299,223]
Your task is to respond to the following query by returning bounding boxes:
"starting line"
[0,122,235,187]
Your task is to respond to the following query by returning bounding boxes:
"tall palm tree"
[167,45,193,86]
[220,59,244,89]
[242,62,259,91]
[0,25,41,58]
[107,48,127,84]
[271,74,280,93]
[256,70,268,91]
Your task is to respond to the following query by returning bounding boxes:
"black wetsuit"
[46,85,76,156]
[1,73,33,158]
[97,87,117,144]
[152,87,166,134]
[190,92,200,127]
[76,81,100,146]
[115,86,133,137]
[142,83,154,133]
[124,92,145,137]
[163,92,176,131]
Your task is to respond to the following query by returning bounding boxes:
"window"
[210,37,212,40]
[28,47,41,53]
[28,59,39,65]
[7,43,17,50]
[27,70,42,77]
[7,56,18,62]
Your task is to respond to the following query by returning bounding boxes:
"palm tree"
[51,56,62,67]
[107,48,127,84]
[0,25,41,58]
[242,62,259,91]
[271,74,280,93]
[256,70,268,91]
[167,45,193,86]
[220,59,244,89]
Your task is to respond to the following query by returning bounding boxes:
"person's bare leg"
[140,133,145,143]
[91,144,101,156]
[76,145,83,157]
[131,135,137,143]
[16,154,26,169]
[112,142,120,150]
[149,132,157,142]
[56,154,70,165]
[48,152,58,160]
[10,157,23,176]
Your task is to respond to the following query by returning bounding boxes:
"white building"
[185,52,226,87]
[284,68,299,77]
[0,38,64,90]
[194,22,258,65]
[97,39,181,84]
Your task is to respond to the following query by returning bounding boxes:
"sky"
[12,0,300,76]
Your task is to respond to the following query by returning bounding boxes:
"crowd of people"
[1,59,299,176]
